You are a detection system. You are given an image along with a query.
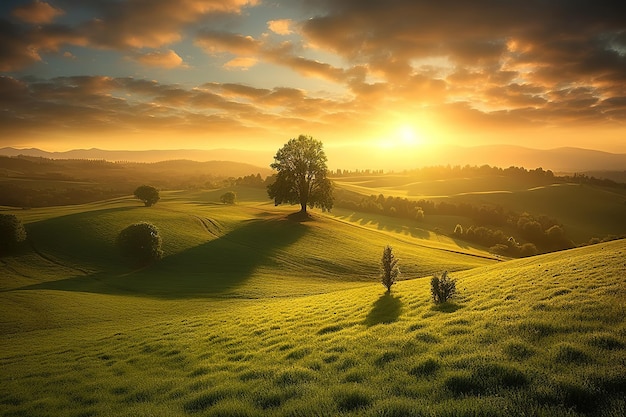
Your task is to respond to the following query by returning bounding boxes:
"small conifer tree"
[380,245,400,292]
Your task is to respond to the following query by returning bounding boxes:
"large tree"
[267,135,333,214]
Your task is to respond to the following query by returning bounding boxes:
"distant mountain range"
[0,147,274,168]
[429,145,626,173]
[1,145,625,173]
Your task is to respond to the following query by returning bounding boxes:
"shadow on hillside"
[15,216,308,299]
[431,302,462,313]
[336,212,430,239]
[364,292,402,326]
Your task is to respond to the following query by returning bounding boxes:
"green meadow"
[1,185,625,416]
[333,174,626,243]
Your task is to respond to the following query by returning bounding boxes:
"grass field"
[333,174,626,243]
[1,186,625,416]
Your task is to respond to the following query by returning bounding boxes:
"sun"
[398,124,420,146]
[374,123,430,150]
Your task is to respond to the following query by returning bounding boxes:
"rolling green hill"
[1,189,624,416]
[333,173,626,244]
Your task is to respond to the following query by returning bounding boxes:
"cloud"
[80,0,260,50]
[195,30,261,55]
[133,49,185,68]
[12,1,64,24]
[1,0,260,71]
[0,75,353,149]
[194,30,348,82]
[0,19,42,71]
[1,0,625,153]
[301,1,625,83]
[224,57,258,70]
[268,19,293,35]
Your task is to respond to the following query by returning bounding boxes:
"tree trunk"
[300,202,307,213]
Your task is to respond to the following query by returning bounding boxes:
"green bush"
[116,222,163,266]
[0,214,27,255]
[430,271,456,304]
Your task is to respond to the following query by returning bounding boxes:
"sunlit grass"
[1,189,624,416]
[333,174,626,243]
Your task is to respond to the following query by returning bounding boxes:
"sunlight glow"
[377,124,427,149]
[398,124,420,146]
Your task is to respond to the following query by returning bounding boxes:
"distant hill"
[0,155,272,180]
[0,147,272,168]
[1,145,625,173]
[0,155,272,207]
[428,145,626,173]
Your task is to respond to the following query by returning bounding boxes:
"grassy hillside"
[333,174,626,243]
[1,190,624,416]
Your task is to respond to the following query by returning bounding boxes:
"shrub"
[519,242,539,257]
[415,207,424,221]
[133,185,160,207]
[0,214,27,255]
[430,271,456,304]
[220,191,237,204]
[116,222,163,266]
[489,243,509,255]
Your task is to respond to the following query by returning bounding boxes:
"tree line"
[331,164,557,180]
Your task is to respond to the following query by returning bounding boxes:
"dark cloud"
[299,0,626,128]
[0,19,41,71]
[12,1,64,24]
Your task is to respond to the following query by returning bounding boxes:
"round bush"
[116,222,163,266]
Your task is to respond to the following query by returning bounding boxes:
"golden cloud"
[268,19,293,36]
[134,49,185,69]
[12,1,64,24]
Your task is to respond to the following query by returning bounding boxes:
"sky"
[1,0,625,168]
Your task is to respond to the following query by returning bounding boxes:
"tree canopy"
[134,185,160,207]
[267,135,333,214]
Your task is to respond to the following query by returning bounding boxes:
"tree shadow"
[287,211,315,222]
[14,217,308,299]
[336,211,431,239]
[430,302,462,313]
[364,292,402,326]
